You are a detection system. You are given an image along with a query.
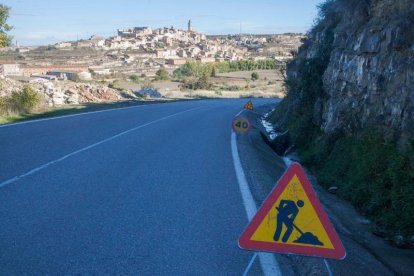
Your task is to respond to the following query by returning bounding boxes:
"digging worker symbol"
[273,199,324,246]
[273,199,304,243]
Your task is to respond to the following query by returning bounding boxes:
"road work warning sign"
[239,163,346,260]
[244,100,254,110]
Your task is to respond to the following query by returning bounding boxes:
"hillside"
[270,0,414,245]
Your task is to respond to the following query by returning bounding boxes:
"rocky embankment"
[283,0,414,141]
[0,77,127,106]
[270,0,414,246]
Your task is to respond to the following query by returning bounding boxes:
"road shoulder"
[235,103,397,275]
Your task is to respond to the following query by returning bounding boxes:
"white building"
[0,63,22,76]
[89,67,111,75]
[90,35,106,47]
[55,42,72,49]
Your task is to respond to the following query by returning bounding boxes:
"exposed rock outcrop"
[285,0,414,142]
[272,0,414,243]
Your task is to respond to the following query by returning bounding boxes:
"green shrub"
[173,59,283,79]
[129,74,139,82]
[300,131,414,237]
[155,68,169,81]
[180,76,212,90]
[0,96,6,114]
[251,72,259,81]
[12,85,42,113]
[0,85,42,116]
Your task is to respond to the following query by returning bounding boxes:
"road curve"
[0,99,276,275]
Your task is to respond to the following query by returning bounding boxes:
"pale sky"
[3,0,324,46]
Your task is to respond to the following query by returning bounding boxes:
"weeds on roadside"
[0,85,42,116]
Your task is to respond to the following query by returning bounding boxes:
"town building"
[196,57,216,64]
[0,63,22,76]
[55,42,72,49]
[188,19,192,32]
[168,59,187,66]
[89,35,106,47]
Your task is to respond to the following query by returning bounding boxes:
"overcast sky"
[3,0,324,46]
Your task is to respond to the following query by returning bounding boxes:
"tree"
[155,68,169,81]
[0,4,12,47]
[251,72,259,81]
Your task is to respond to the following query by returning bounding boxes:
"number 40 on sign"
[232,117,251,134]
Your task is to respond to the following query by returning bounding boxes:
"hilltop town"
[0,20,304,106]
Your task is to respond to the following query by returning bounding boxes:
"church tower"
[188,19,192,32]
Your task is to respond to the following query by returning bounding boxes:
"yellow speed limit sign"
[232,116,251,134]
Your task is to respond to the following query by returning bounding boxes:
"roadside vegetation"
[173,60,281,91]
[128,74,140,82]
[0,4,12,47]
[251,72,259,81]
[173,59,282,79]
[154,68,169,81]
[299,130,414,241]
[0,85,44,118]
[270,0,414,243]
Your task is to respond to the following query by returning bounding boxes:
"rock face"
[275,0,414,245]
[0,77,127,106]
[285,0,414,142]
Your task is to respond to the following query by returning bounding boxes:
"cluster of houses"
[53,20,250,63]
[0,21,304,81]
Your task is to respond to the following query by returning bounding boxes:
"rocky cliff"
[272,0,414,243]
[283,0,414,142]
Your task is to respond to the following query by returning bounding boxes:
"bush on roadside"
[0,85,42,116]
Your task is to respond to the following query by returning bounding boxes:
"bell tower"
[188,19,192,32]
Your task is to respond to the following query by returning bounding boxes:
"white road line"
[0,107,201,188]
[324,259,333,276]
[231,132,282,276]
[235,109,245,117]
[0,102,164,128]
[242,253,258,276]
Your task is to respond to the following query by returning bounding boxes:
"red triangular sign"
[239,163,346,260]
[244,100,254,110]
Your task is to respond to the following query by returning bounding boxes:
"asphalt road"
[0,99,277,275]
